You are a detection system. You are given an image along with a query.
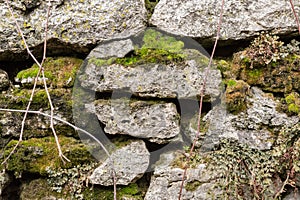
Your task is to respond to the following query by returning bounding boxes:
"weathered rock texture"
[0,0,147,61]
[0,170,10,196]
[80,61,221,100]
[151,0,300,45]
[79,38,221,100]
[89,140,150,186]
[87,99,180,144]
[144,152,221,200]
[200,87,299,151]
[0,69,9,91]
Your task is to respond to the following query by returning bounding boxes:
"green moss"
[89,57,116,66]
[217,59,230,73]
[16,66,53,80]
[83,187,114,200]
[285,92,300,115]
[288,103,299,113]
[225,80,249,114]
[16,57,83,88]
[247,68,263,78]
[89,29,186,67]
[82,184,143,200]
[119,183,140,196]
[2,136,95,177]
[119,48,185,66]
[142,29,184,53]
[12,88,72,110]
[185,181,202,191]
[285,92,298,104]
[90,48,186,67]
[225,79,237,87]
[145,0,159,19]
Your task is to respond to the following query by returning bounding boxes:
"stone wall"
[0,0,299,199]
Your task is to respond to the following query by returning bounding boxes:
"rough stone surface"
[87,39,135,59]
[86,99,180,144]
[0,88,75,140]
[283,191,300,200]
[144,151,221,200]
[0,170,10,196]
[0,69,9,91]
[0,0,147,61]
[89,140,150,186]
[150,0,299,43]
[80,49,222,100]
[199,87,299,151]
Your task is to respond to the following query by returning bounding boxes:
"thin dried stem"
[3,0,69,163]
[0,108,112,161]
[2,1,118,197]
[289,0,300,34]
[274,173,289,199]
[178,0,225,199]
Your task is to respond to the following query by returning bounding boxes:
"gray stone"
[200,87,299,151]
[80,48,222,100]
[283,191,300,200]
[89,140,150,186]
[144,151,222,200]
[87,39,135,59]
[0,170,10,196]
[150,0,299,43]
[86,99,180,144]
[0,69,9,91]
[0,0,147,61]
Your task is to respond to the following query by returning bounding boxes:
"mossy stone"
[16,57,83,88]
[2,136,95,177]
[88,29,186,67]
[225,80,250,114]
[285,92,300,116]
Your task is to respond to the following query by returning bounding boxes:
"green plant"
[89,29,186,67]
[205,139,278,199]
[46,162,98,200]
[285,92,300,115]
[242,33,286,67]
[145,0,160,19]
[281,39,300,54]
[142,29,184,53]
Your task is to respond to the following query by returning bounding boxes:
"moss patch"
[284,92,300,116]
[82,183,144,200]
[16,57,83,88]
[142,29,184,53]
[11,88,72,109]
[185,180,202,191]
[89,29,186,67]
[232,37,300,93]
[115,48,186,66]
[145,0,159,19]
[225,80,250,114]
[2,136,95,177]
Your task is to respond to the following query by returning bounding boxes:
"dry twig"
[1,1,117,198]
[289,0,300,34]
[178,0,225,199]
[2,0,69,164]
